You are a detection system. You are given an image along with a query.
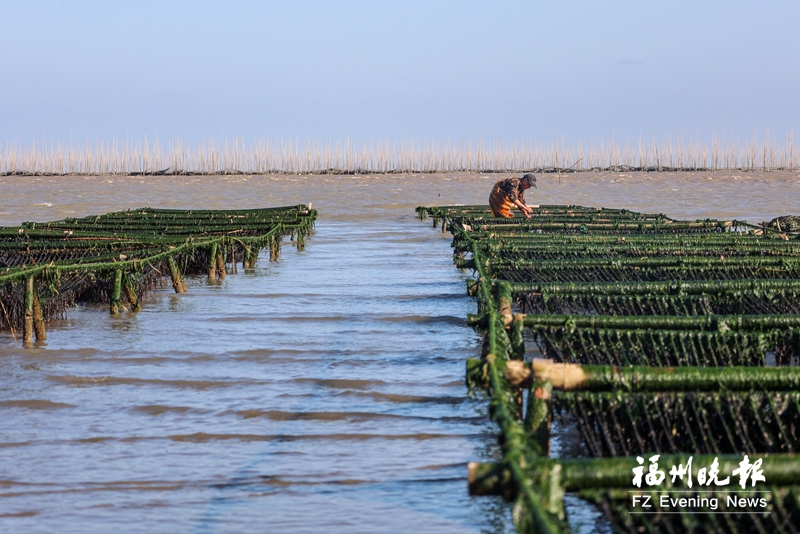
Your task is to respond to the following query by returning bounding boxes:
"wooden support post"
[110,269,123,314]
[297,231,305,251]
[208,242,218,280]
[23,276,34,346]
[32,281,46,342]
[123,275,141,312]
[231,246,238,274]
[167,256,188,293]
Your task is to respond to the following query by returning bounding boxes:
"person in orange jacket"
[489,173,537,218]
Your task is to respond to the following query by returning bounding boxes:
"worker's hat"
[522,173,537,188]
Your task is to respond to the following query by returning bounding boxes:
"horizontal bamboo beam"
[507,278,800,296]
[477,256,800,270]
[479,239,800,250]
[469,453,800,495]
[469,359,800,391]
[467,311,800,331]
[520,313,800,331]
[476,222,729,232]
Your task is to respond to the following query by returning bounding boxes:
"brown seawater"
[0,171,798,533]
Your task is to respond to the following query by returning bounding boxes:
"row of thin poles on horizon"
[1,133,797,175]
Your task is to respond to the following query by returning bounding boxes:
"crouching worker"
[489,173,537,218]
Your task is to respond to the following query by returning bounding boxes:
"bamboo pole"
[525,379,552,455]
[216,250,227,279]
[482,256,800,270]
[270,236,279,262]
[469,453,800,495]
[243,246,252,269]
[208,242,218,280]
[123,275,141,312]
[167,256,187,293]
[32,283,46,341]
[496,281,513,327]
[23,276,34,346]
[471,359,800,392]
[520,313,800,331]
[508,279,800,297]
[110,269,123,314]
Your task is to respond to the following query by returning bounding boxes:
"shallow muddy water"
[0,171,798,533]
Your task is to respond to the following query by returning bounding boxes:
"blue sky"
[2,0,798,145]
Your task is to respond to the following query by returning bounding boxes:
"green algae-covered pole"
[469,453,800,495]
[509,278,800,296]
[216,247,227,279]
[208,242,218,280]
[123,275,141,312]
[520,313,800,331]
[468,359,800,392]
[525,379,552,455]
[32,283,46,341]
[110,269,123,314]
[167,256,188,293]
[243,246,252,269]
[23,276,34,346]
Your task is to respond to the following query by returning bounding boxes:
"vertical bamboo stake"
[216,249,227,279]
[208,242,218,280]
[110,269,123,314]
[23,276,34,346]
[32,281,46,341]
[510,318,526,415]
[123,275,141,312]
[510,319,525,360]
[244,246,252,269]
[167,256,188,293]
[525,379,553,455]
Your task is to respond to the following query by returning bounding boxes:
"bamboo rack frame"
[1,205,317,343]
[419,202,800,533]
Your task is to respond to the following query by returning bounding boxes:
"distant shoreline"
[2,134,796,176]
[4,166,799,177]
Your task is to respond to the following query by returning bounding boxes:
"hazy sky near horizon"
[2,0,798,146]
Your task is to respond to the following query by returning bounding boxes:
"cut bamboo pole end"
[503,359,588,389]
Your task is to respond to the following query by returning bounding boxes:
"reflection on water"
[0,171,797,533]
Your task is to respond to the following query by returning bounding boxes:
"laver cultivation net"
[1,205,316,345]
[419,203,800,533]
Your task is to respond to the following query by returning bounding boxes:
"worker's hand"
[521,205,533,218]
